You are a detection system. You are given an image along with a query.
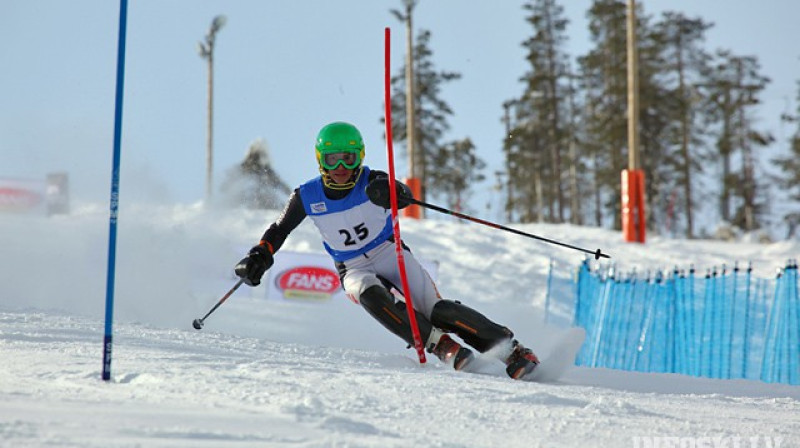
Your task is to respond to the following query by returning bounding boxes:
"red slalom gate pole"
[384,27,426,364]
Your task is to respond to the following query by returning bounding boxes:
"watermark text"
[632,436,783,448]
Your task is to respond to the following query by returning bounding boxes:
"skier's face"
[328,165,355,185]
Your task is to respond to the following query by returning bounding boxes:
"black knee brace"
[430,300,513,353]
[359,285,434,347]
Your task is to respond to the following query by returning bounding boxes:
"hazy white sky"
[2,0,798,218]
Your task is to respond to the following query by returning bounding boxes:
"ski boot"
[504,339,540,380]
[431,334,474,371]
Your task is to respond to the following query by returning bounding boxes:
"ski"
[455,327,586,383]
[521,327,586,383]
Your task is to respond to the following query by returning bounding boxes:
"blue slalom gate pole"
[102,0,129,382]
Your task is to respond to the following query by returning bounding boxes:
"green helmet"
[314,122,365,189]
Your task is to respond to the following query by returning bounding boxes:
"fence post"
[741,263,752,379]
[590,266,615,368]
[788,261,799,385]
[761,268,784,382]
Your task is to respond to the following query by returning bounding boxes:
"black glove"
[366,177,413,209]
[234,244,274,286]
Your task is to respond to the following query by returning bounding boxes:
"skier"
[234,121,539,379]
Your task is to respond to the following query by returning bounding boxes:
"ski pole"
[192,279,245,330]
[404,197,611,260]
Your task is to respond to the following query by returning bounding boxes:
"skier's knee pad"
[360,285,433,346]
[430,300,513,353]
[342,273,384,305]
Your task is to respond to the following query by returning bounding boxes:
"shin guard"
[359,285,434,348]
[430,300,513,353]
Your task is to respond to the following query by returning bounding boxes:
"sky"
[1,202,798,446]
[2,0,799,223]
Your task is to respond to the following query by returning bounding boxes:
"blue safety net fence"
[564,260,798,385]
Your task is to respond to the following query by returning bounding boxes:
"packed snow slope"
[1,202,798,447]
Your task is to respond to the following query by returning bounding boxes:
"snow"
[1,202,798,447]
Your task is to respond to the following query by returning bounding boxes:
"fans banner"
[0,178,46,214]
[266,251,438,303]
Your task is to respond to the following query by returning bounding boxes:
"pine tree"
[499,0,780,236]
[564,65,585,225]
[429,138,486,212]
[504,98,547,223]
[578,0,629,229]
[505,0,572,224]
[771,81,800,236]
[526,0,571,222]
[700,51,773,231]
[386,5,482,208]
[219,139,291,209]
[651,12,713,238]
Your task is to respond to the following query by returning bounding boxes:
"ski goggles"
[320,151,361,170]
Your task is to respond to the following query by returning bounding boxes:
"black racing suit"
[258,169,513,354]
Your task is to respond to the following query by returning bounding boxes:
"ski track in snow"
[1,311,798,448]
[1,204,799,447]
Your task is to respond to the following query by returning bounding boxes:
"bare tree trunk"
[593,147,603,227]
[736,61,756,231]
[566,71,582,225]
[544,4,564,223]
[676,32,694,238]
[534,149,545,223]
[720,88,732,222]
